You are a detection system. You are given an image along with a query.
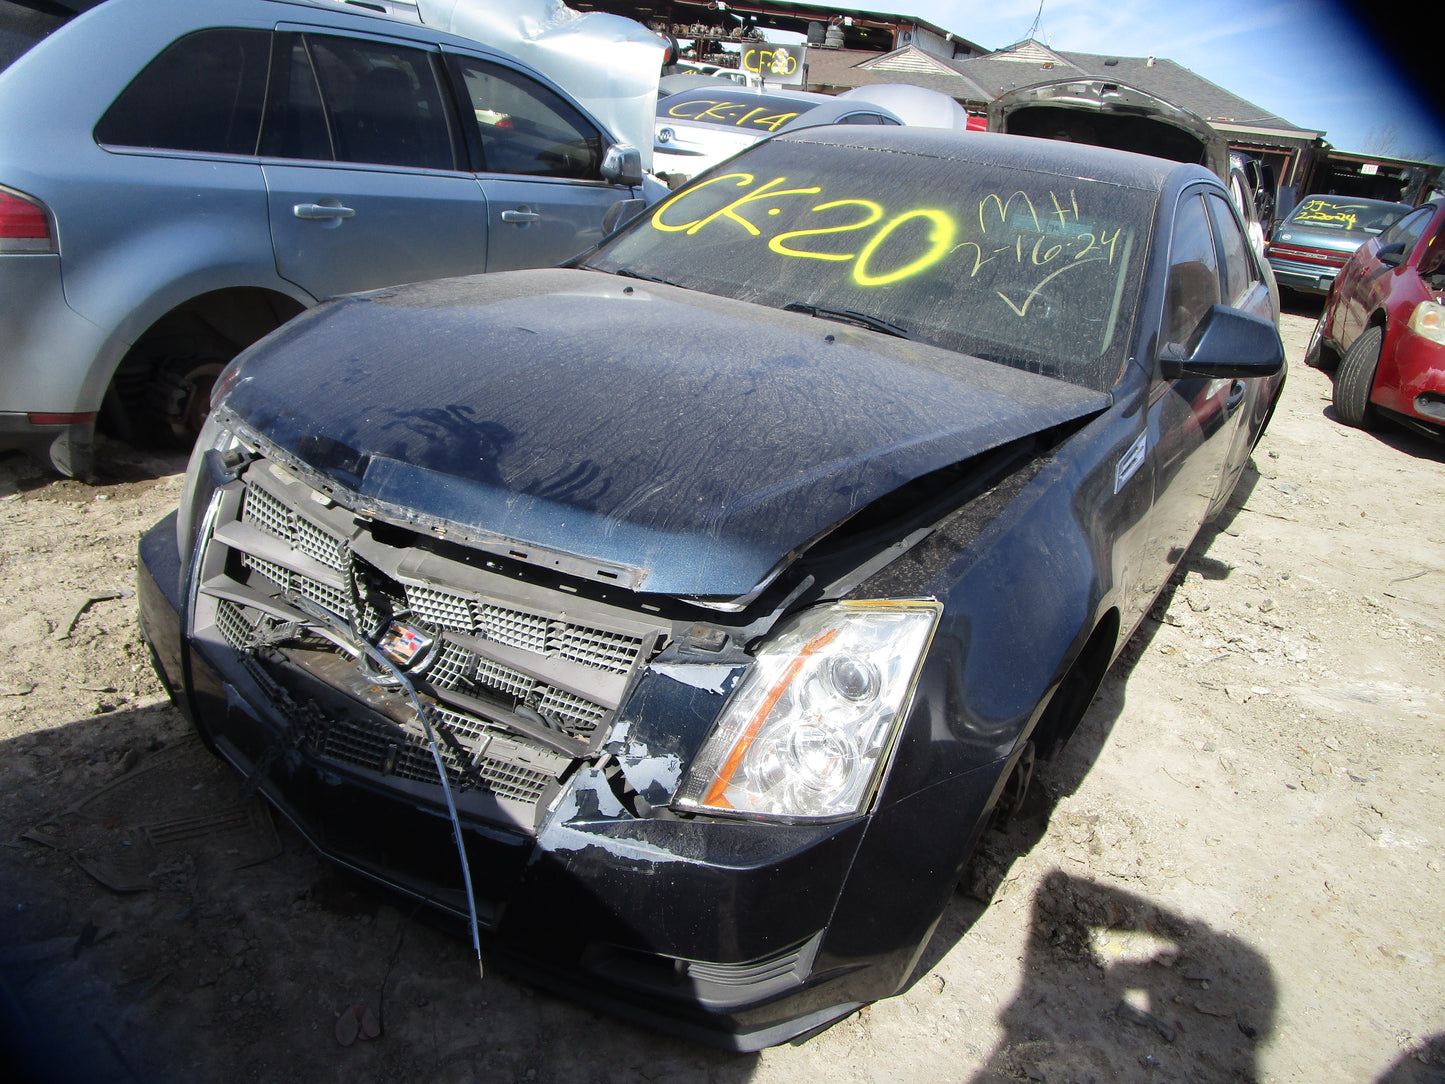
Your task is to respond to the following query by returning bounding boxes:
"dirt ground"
[1,304,1442,1084]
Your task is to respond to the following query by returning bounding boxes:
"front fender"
[870,403,1141,803]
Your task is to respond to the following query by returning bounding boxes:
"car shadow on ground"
[1319,405,1445,460]
[0,709,765,1082]
[1279,292,1324,322]
[912,496,1236,956]
[1373,1033,1445,1083]
[902,512,1279,1078]
[0,438,187,500]
[961,871,1277,1082]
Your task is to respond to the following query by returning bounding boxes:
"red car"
[1309,199,1445,437]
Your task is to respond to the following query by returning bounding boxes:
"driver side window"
[1164,193,1221,349]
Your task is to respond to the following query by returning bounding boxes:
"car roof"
[771,127,1201,194]
[775,98,903,132]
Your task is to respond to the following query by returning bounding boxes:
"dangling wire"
[288,594,485,980]
[1024,0,1045,42]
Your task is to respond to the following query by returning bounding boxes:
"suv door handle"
[501,209,542,224]
[294,202,356,220]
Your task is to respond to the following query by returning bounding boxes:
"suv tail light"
[0,185,55,254]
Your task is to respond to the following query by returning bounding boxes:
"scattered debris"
[1116,999,1177,1043]
[54,589,128,640]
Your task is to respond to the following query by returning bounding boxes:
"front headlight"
[674,599,941,821]
[1408,300,1445,345]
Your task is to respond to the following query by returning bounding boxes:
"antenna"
[1025,0,1045,42]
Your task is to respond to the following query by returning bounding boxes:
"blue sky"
[792,1,1443,161]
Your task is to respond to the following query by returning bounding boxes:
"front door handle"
[1226,380,1247,411]
[294,202,356,220]
[501,209,542,224]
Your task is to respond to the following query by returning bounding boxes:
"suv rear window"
[0,0,77,72]
[94,28,270,155]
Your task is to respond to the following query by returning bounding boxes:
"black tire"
[158,357,225,444]
[1333,325,1383,429]
[103,347,227,448]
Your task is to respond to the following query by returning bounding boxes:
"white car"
[653,82,969,186]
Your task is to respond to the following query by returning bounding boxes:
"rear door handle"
[293,202,356,220]
[501,209,542,224]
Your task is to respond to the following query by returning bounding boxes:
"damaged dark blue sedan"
[137,129,1285,1050]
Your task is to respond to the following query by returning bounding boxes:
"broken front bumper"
[137,513,999,1049]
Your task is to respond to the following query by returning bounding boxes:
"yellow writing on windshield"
[653,174,823,237]
[666,99,801,131]
[855,210,955,286]
[1292,198,1367,231]
[980,191,1043,232]
[648,175,1128,311]
[770,199,885,261]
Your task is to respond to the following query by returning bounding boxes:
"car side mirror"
[602,198,647,235]
[1377,241,1407,268]
[600,144,644,187]
[1159,304,1284,380]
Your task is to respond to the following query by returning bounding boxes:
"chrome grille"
[477,602,549,653]
[294,515,347,570]
[554,623,643,675]
[427,639,475,689]
[292,572,351,620]
[431,707,560,802]
[242,484,347,570]
[241,482,290,539]
[426,640,590,738]
[215,596,257,650]
[242,551,353,615]
[405,583,473,631]
[196,463,667,827]
[403,586,646,677]
[312,714,470,789]
[538,686,607,733]
[472,654,537,700]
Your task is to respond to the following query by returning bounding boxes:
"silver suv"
[0,0,645,476]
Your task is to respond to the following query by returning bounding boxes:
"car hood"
[219,268,1109,598]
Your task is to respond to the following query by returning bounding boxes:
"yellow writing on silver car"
[664,99,801,131]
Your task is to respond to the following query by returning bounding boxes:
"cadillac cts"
[137,129,1285,1049]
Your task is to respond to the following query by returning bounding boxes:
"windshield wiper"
[782,302,914,340]
[614,268,680,287]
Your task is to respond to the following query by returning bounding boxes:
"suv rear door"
[261,27,491,299]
